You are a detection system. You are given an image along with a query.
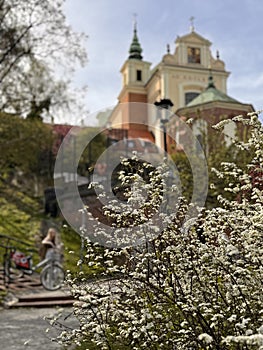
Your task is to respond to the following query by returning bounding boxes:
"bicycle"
[3,246,65,291]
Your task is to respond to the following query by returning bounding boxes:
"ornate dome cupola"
[187,71,239,107]
[128,21,143,60]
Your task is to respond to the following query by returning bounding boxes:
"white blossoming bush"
[57,113,262,350]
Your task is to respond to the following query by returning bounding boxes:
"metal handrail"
[0,233,34,246]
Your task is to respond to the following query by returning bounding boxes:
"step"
[3,288,75,308]
[18,293,74,303]
[12,299,75,308]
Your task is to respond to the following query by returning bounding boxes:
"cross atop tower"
[189,16,195,32]
[133,13,138,30]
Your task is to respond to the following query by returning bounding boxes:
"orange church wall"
[116,93,149,131]
[120,92,148,103]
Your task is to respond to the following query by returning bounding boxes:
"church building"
[108,20,254,151]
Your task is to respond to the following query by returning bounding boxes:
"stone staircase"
[0,268,75,308]
[0,268,42,292]
[4,290,75,308]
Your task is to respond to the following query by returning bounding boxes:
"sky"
[63,0,263,125]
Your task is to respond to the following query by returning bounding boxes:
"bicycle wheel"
[4,255,23,281]
[40,263,64,291]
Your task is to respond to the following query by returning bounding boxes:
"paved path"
[0,266,80,349]
[0,307,77,350]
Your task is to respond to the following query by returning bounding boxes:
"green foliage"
[171,151,193,202]
[77,128,107,176]
[61,225,104,278]
[172,118,254,208]
[0,179,42,240]
[205,124,254,208]
[0,178,43,267]
[0,112,54,185]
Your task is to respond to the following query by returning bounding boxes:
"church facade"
[108,22,254,151]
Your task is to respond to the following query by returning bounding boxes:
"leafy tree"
[171,151,193,203]
[53,113,263,349]
[206,126,254,208]
[0,112,54,191]
[172,118,254,208]
[77,128,108,176]
[0,0,87,120]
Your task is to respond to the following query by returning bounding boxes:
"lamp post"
[154,98,174,153]
[105,121,112,186]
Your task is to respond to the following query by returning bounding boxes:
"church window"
[185,92,199,105]
[136,70,142,81]
[187,47,201,64]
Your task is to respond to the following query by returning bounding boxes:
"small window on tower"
[136,70,142,81]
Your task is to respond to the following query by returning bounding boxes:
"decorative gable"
[175,31,211,46]
[173,31,214,67]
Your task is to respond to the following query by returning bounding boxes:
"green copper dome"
[128,24,143,60]
[187,73,239,107]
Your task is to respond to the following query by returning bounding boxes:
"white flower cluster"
[55,113,263,349]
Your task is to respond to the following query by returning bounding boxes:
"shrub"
[55,113,263,350]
